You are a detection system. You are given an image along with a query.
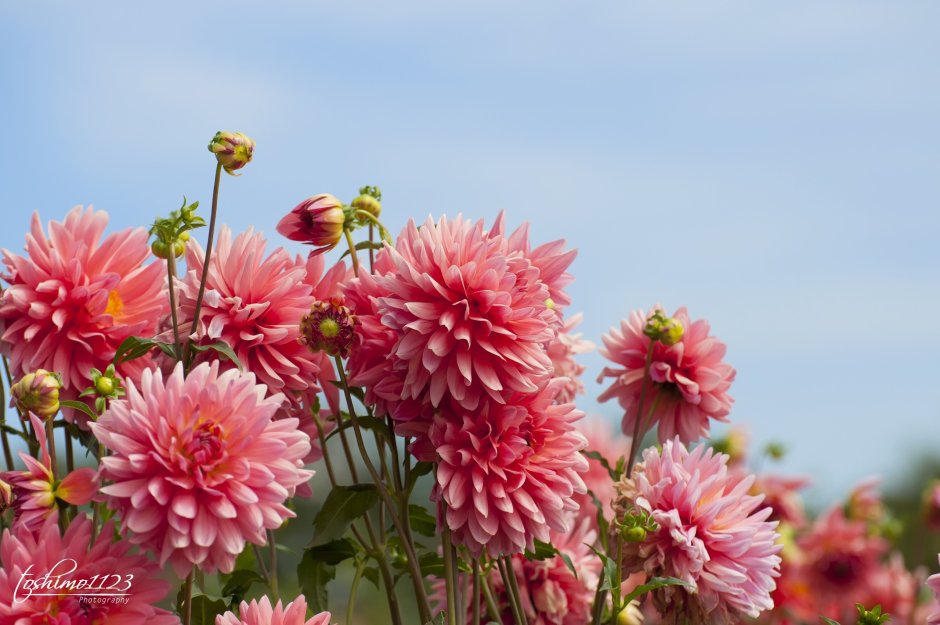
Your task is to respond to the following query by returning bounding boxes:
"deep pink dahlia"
[0,206,166,423]
[216,596,332,625]
[430,378,588,557]
[91,361,313,576]
[276,194,346,255]
[615,438,781,624]
[344,215,561,423]
[0,516,179,624]
[598,306,736,444]
[546,312,594,404]
[180,227,339,417]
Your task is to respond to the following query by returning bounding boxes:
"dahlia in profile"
[614,438,781,624]
[344,215,568,443]
[276,194,346,255]
[3,413,97,531]
[429,378,587,557]
[92,361,313,576]
[0,206,166,423]
[546,312,594,404]
[598,306,736,443]
[216,596,332,625]
[180,227,331,415]
[0,516,179,624]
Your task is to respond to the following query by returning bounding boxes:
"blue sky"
[2,2,939,503]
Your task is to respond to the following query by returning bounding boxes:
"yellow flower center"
[319,318,340,338]
[105,290,124,318]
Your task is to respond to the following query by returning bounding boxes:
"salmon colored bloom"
[92,361,313,576]
[2,413,97,531]
[276,194,346,255]
[216,595,332,625]
[429,378,588,557]
[614,438,781,624]
[573,417,626,529]
[0,206,167,425]
[0,516,179,624]
[546,313,594,404]
[598,306,736,444]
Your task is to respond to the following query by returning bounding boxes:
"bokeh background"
[2,1,940,617]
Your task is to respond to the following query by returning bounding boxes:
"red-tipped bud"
[11,369,61,420]
[277,194,347,255]
[208,131,255,175]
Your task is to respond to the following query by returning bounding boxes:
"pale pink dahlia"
[344,215,563,424]
[615,438,781,624]
[0,206,166,423]
[216,596,332,625]
[429,378,588,557]
[598,306,736,443]
[91,361,313,576]
[546,312,594,404]
[0,516,179,624]
[180,227,335,416]
[928,556,940,625]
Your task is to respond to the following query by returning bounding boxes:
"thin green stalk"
[471,561,481,625]
[368,223,375,269]
[268,529,279,601]
[182,569,194,625]
[590,583,607,625]
[503,556,528,625]
[609,534,623,625]
[166,255,182,361]
[347,562,365,625]
[333,356,432,623]
[185,162,223,370]
[343,228,361,276]
[353,210,391,243]
[497,557,525,625]
[45,419,57,480]
[442,519,458,625]
[64,427,74,474]
[480,567,501,622]
[0,373,13,470]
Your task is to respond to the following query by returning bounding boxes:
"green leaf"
[297,550,336,614]
[310,484,379,546]
[325,415,386,441]
[190,341,243,370]
[220,569,265,604]
[524,539,558,561]
[362,565,380,589]
[406,461,434,493]
[190,595,229,625]
[418,551,446,577]
[60,400,99,422]
[307,538,358,565]
[588,489,610,551]
[583,449,620,481]
[408,505,437,537]
[340,240,385,260]
[623,576,694,603]
[560,552,578,580]
[423,612,446,625]
[113,336,158,365]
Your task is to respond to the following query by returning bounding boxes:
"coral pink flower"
[2,413,97,531]
[928,556,940,625]
[752,474,811,529]
[0,516,179,624]
[598,306,736,444]
[346,215,564,413]
[615,438,781,624]
[276,194,346,255]
[429,378,588,557]
[180,227,343,419]
[546,313,594,404]
[573,417,626,528]
[217,596,332,625]
[0,206,166,425]
[92,361,313,576]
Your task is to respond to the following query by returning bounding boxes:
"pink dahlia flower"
[180,227,340,418]
[546,312,594,404]
[276,194,346,255]
[0,516,179,624]
[0,206,166,424]
[345,215,563,416]
[573,416,626,529]
[928,556,940,625]
[92,361,313,576]
[217,596,332,625]
[615,438,781,624]
[598,306,736,444]
[429,378,588,557]
[3,413,97,531]
[752,474,811,529]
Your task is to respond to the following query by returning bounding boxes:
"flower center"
[816,552,862,586]
[105,290,124,318]
[185,421,225,468]
[319,317,340,338]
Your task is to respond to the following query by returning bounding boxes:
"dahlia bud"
[10,369,61,419]
[854,604,890,625]
[0,478,12,513]
[658,317,684,346]
[623,526,647,542]
[351,193,382,222]
[80,365,126,414]
[299,297,356,358]
[208,131,255,175]
[643,309,668,341]
[277,194,347,255]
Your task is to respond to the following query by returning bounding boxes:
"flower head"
[209,131,255,174]
[546,313,594,404]
[0,206,167,426]
[92,361,313,576]
[598,306,736,444]
[614,438,781,624]
[10,369,61,420]
[430,378,588,557]
[216,595,332,625]
[277,194,346,255]
[573,417,627,530]
[300,296,356,358]
[0,516,179,624]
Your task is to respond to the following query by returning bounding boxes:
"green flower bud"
[623,526,647,542]
[208,131,255,175]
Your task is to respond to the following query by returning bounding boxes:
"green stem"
[497,557,526,625]
[471,561,481,625]
[333,356,432,623]
[185,162,223,370]
[166,255,182,361]
[590,583,607,625]
[480,567,501,623]
[268,529,279,601]
[609,534,623,625]
[442,517,458,625]
[354,210,391,243]
[64,426,74,474]
[368,223,375,270]
[0,373,13,470]
[182,569,194,625]
[45,419,57,480]
[347,561,365,625]
[343,228,361,276]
